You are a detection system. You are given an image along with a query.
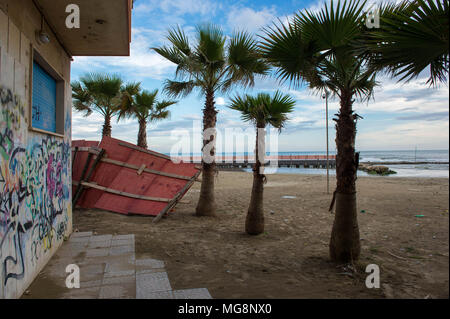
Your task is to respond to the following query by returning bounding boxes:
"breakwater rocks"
[359,164,397,176]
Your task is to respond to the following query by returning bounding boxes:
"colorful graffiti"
[0,86,71,296]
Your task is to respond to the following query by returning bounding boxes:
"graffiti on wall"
[0,86,71,290]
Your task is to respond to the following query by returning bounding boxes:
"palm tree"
[229,92,295,235]
[72,73,139,137]
[361,0,449,86]
[119,88,177,149]
[260,0,377,262]
[152,24,269,217]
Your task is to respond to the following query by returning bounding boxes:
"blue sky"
[71,0,449,154]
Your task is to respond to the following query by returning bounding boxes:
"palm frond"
[71,81,93,116]
[167,25,191,56]
[228,91,295,130]
[260,18,318,87]
[196,23,226,66]
[152,46,185,66]
[224,31,269,90]
[163,80,196,98]
[362,0,449,85]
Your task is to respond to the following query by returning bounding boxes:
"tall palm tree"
[152,24,269,217]
[72,73,139,137]
[260,0,377,262]
[119,88,177,149]
[229,92,295,235]
[361,0,449,86]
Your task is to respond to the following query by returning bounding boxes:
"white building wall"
[0,1,72,299]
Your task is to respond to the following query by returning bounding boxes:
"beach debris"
[270,210,275,215]
[359,164,397,176]
[415,214,425,218]
[282,195,297,199]
[360,209,366,213]
[72,136,200,221]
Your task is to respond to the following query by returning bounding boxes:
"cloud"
[72,27,175,81]
[396,112,449,121]
[358,120,449,150]
[226,6,277,32]
[215,97,227,106]
[135,0,219,16]
[356,76,449,115]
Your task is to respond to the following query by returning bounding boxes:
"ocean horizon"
[168,149,449,178]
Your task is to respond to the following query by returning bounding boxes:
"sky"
[71,0,449,155]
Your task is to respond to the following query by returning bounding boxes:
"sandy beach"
[72,171,449,299]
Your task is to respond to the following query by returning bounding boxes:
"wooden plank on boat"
[118,142,172,160]
[72,149,105,206]
[153,170,202,223]
[98,157,192,181]
[79,181,172,203]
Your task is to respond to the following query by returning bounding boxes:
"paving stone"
[141,291,174,299]
[136,268,166,275]
[173,288,212,299]
[86,248,110,258]
[98,253,135,267]
[53,245,74,258]
[80,263,105,282]
[71,231,93,238]
[104,260,135,278]
[136,272,172,298]
[136,258,164,268]
[112,234,134,241]
[109,245,134,256]
[88,240,111,249]
[66,243,89,252]
[69,236,91,244]
[26,232,215,300]
[111,239,134,246]
[99,282,135,299]
[72,251,87,264]
[102,275,135,285]
[43,258,75,279]
[90,234,113,242]
[62,286,101,299]
[80,279,103,288]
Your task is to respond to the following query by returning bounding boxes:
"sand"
[73,171,449,299]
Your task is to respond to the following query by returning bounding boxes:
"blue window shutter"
[32,61,56,133]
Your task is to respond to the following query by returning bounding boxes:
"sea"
[243,150,450,178]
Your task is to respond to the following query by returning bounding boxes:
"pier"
[175,156,449,170]
[178,155,337,169]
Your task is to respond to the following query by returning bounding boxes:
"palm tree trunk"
[102,113,112,137]
[246,125,265,235]
[196,88,217,216]
[329,91,361,263]
[137,118,148,149]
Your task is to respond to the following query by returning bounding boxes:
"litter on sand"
[282,196,297,199]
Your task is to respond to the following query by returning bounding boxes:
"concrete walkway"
[25,231,212,299]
